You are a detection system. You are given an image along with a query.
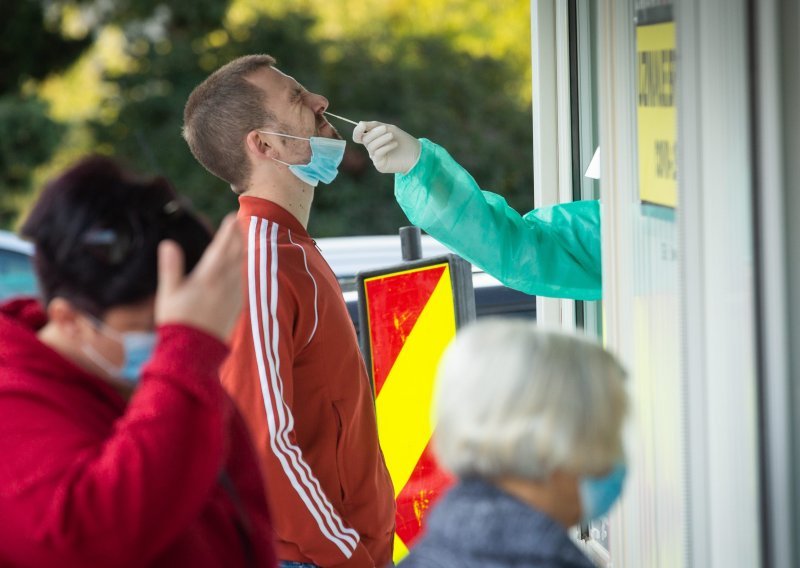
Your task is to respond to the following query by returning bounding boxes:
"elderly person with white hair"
[399,319,628,568]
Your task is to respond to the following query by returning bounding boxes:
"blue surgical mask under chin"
[259,130,346,187]
[579,461,627,522]
[81,316,157,384]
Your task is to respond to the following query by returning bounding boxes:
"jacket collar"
[423,478,594,566]
[238,196,310,238]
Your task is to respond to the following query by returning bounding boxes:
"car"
[0,230,537,329]
[314,234,536,341]
[0,230,37,302]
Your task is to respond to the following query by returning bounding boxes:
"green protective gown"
[394,139,602,300]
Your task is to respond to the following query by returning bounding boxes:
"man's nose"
[306,92,329,115]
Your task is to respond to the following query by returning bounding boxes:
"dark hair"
[20,155,212,317]
[182,54,277,192]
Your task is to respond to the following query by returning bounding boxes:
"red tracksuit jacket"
[222,197,395,567]
[0,298,277,567]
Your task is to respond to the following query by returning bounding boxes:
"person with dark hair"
[0,156,277,567]
[183,56,394,568]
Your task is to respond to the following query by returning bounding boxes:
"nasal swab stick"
[324,111,359,126]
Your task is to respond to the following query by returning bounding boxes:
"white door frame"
[530,0,576,331]
[678,0,762,565]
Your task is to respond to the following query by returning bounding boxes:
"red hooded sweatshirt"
[0,298,277,568]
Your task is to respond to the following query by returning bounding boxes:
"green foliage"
[3,2,533,236]
[0,0,91,94]
[0,0,91,228]
[89,11,533,235]
[0,96,65,227]
[98,0,228,31]
[90,12,326,226]
[312,32,534,236]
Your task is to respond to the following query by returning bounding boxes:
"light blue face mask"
[259,130,346,187]
[579,461,627,522]
[81,316,157,384]
[118,332,158,382]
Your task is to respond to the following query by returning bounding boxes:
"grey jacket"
[398,478,595,568]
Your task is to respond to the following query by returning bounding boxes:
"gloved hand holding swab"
[352,121,421,174]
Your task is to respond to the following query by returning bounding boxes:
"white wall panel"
[678,0,762,565]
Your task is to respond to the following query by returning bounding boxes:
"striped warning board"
[357,255,475,562]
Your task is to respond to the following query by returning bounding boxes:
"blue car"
[0,231,37,302]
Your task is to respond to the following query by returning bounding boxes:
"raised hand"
[155,214,243,341]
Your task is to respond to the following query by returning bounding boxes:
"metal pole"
[399,226,423,261]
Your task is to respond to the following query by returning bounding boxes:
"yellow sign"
[362,262,459,563]
[637,22,677,207]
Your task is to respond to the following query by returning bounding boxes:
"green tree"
[0,0,232,228]
[0,0,91,228]
[5,2,533,235]
[0,0,91,94]
[91,11,323,222]
[90,10,533,236]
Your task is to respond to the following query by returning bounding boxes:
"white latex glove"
[352,121,421,174]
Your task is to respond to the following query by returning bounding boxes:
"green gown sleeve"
[394,138,602,300]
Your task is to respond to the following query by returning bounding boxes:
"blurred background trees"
[0,0,90,227]
[0,0,533,236]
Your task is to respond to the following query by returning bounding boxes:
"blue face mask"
[259,130,346,187]
[81,316,157,384]
[579,462,627,522]
[118,332,158,382]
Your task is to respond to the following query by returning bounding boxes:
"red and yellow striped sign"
[362,262,458,562]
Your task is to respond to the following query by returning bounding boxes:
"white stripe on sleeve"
[247,217,359,557]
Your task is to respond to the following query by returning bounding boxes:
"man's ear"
[47,298,89,340]
[245,130,275,161]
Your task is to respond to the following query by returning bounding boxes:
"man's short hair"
[183,54,277,192]
[433,319,628,481]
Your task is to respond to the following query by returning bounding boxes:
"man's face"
[247,66,342,162]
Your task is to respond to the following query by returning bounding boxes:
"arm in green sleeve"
[394,139,602,300]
